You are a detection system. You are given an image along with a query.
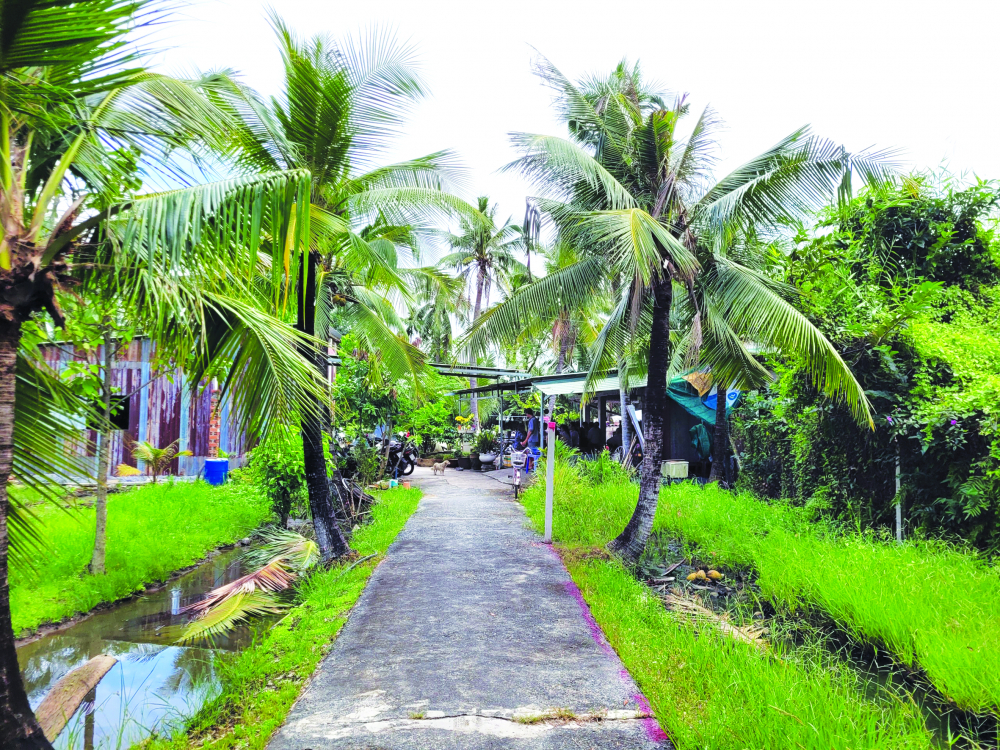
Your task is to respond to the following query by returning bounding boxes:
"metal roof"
[325,356,530,381]
[531,371,646,397]
[448,370,646,398]
[447,378,536,397]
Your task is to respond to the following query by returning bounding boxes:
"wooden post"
[544,420,555,543]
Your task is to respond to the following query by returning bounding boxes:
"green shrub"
[249,423,306,526]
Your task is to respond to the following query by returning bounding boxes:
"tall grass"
[521,457,943,748]
[10,477,271,637]
[525,454,1000,715]
[571,558,932,750]
[146,486,422,750]
[655,482,1000,716]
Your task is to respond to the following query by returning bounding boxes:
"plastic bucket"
[204,458,229,486]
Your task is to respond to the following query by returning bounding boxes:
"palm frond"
[8,355,98,564]
[182,559,297,616]
[505,134,635,210]
[242,528,319,572]
[174,590,285,643]
[574,208,700,284]
[462,256,606,354]
[707,255,873,426]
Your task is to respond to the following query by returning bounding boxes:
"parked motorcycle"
[385,433,418,477]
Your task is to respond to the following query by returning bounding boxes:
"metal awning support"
[626,404,644,451]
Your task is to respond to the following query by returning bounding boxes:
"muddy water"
[17,548,266,750]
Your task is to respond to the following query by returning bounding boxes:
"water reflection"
[17,548,270,750]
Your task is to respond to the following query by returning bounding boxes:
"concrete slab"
[267,467,671,749]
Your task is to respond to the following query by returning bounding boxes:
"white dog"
[432,460,450,475]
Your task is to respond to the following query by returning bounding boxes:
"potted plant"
[474,429,498,468]
[455,452,472,470]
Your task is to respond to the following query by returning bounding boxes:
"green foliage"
[131,439,181,482]
[652,482,1000,715]
[737,176,1000,550]
[836,176,998,288]
[472,428,498,455]
[9,477,271,636]
[404,399,457,454]
[332,334,415,434]
[249,424,306,524]
[569,561,931,750]
[524,458,1000,716]
[145,487,421,750]
[576,448,634,486]
[345,438,382,487]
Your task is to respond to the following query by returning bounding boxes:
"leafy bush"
[405,399,457,453]
[473,428,498,454]
[249,424,306,526]
[735,175,1000,550]
[577,449,634,486]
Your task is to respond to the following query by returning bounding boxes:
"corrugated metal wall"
[38,337,247,480]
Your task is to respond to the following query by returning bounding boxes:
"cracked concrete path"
[267,467,671,749]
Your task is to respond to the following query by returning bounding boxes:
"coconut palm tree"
[439,196,525,423]
[211,15,480,560]
[0,3,329,746]
[406,268,465,362]
[468,56,889,562]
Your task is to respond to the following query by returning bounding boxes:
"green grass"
[520,461,938,749]
[145,486,422,750]
[11,476,271,637]
[653,481,1000,716]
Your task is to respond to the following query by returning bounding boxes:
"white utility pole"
[895,441,903,544]
[544,420,556,543]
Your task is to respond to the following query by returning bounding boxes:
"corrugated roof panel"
[534,373,648,396]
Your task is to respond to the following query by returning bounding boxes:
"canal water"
[16,548,264,750]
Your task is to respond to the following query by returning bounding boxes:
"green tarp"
[667,374,740,426]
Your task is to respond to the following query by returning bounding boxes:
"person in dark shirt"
[521,409,540,449]
[586,420,604,450]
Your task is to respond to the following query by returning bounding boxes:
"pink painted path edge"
[548,546,671,745]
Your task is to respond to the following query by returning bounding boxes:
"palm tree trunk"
[297,252,350,562]
[89,328,113,575]
[469,267,485,428]
[0,323,53,749]
[547,319,572,418]
[608,277,672,563]
[709,383,729,484]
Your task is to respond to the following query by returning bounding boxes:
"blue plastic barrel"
[204,458,229,485]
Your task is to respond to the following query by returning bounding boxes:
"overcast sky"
[158,0,998,249]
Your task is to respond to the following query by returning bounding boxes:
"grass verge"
[11,476,271,637]
[142,486,422,750]
[520,458,937,749]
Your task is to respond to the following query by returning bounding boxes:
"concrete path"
[267,467,671,749]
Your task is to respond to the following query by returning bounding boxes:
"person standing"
[521,408,540,450]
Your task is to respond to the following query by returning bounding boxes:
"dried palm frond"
[181,559,296,616]
[242,528,319,573]
[662,592,769,650]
